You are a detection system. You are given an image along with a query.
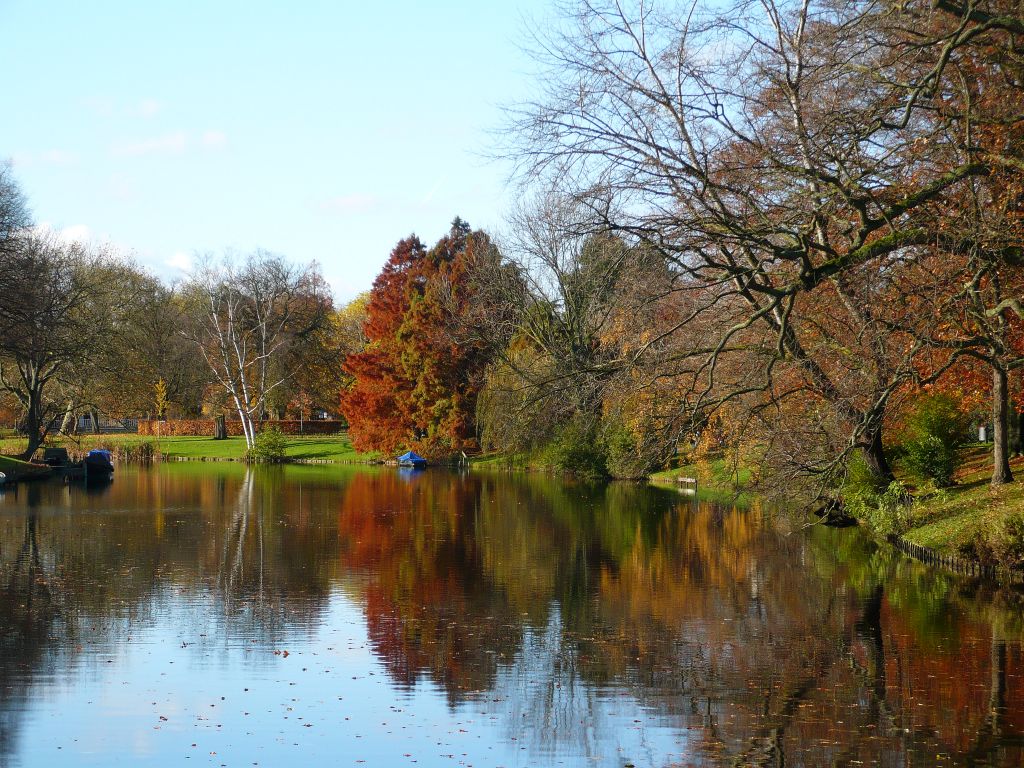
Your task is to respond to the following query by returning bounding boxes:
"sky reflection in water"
[0,463,1022,767]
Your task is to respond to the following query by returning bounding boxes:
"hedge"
[139,419,345,436]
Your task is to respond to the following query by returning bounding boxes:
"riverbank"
[898,447,1024,567]
[0,433,379,466]
[5,434,1022,573]
[0,454,51,482]
[644,445,1024,575]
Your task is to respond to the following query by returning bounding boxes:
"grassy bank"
[897,446,1024,563]
[649,455,753,488]
[0,454,51,481]
[638,445,1024,572]
[0,433,378,465]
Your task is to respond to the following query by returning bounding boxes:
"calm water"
[0,464,1021,767]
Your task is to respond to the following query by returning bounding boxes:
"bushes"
[900,393,970,486]
[118,441,157,463]
[542,416,608,479]
[603,418,660,479]
[841,453,913,534]
[965,512,1024,569]
[246,427,288,463]
[903,435,958,487]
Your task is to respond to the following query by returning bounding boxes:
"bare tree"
[0,233,120,457]
[182,252,329,449]
[504,0,1017,486]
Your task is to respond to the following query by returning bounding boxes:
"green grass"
[899,446,1024,557]
[649,454,754,489]
[0,432,378,464]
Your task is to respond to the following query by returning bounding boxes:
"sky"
[0,0,549,303]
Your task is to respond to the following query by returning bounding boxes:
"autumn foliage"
[341,219,498,456]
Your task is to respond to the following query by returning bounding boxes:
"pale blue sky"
[0,0,548,302]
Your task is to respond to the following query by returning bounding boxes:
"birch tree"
[183,252,329,449]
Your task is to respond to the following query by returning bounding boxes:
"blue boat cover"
[397,451,426,463]
[87,449,113,459]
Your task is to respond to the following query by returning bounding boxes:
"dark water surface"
[0,464,1022,767]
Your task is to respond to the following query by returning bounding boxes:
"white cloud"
[9,152,33,168]
[111,131,187,157]
[59,224,93,243]
[40,149,77,165]
[33,222,93,244]
[200,130,227,149]
[165,251,193,272]
[10,149,78,167]
[135,98,162,118]
[318,194,378,215]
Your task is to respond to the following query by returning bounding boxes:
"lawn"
[649,454,754,490]
[900,446,1024,557]
[0,432,378,464]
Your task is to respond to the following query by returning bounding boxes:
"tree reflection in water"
[0,465,1020,766]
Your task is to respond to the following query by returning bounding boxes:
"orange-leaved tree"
[341,219,502,456]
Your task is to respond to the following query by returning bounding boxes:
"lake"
[0,463,1021,766]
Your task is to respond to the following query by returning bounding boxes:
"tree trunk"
[860,423,894,484]
[59,400,76,435]
[991,364,1014,486]
[89,408,100,434]
[214,415,227,440]
[1010,403,1023,457]
[21,388,42,460]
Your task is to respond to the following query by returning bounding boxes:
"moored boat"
[83,449,114,478]
[397,450,427,469]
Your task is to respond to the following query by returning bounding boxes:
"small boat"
[397,450,427,469]
[43,447,84,479]
[83,449,114,478]
[43,447,71,467]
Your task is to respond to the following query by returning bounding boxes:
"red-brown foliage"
[340,221,497,457]
[138,419,344,436]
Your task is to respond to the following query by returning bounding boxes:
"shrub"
[139,419,344,436]
[903,434,960,487]
[1002,514,1024,565]
[543,416,608,479]
[120,441,157,463]
[603,418,659,479]
[246,427,288,463]
[841,453,913,534]
[900,393,969,486]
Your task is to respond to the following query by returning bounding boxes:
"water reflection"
[0,465,1021,766]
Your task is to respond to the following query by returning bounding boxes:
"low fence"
[886,534,1024,585]
[138,419,345,437]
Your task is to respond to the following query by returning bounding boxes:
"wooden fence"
[886,534,1024,585]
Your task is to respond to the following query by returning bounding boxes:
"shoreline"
[5,436,1024,584]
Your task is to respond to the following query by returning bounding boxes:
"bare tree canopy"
[0,232,123,457]
[182,251,331,449]
[499,0,1024,490]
